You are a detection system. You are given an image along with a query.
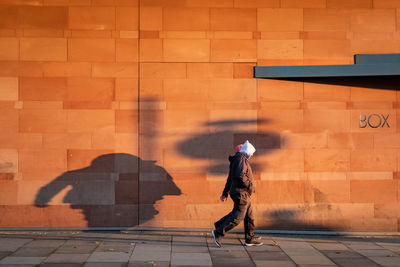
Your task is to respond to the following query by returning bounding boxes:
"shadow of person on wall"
[260,208,340,232]
[34,153,181,227]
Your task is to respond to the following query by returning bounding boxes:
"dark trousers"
[214,193,255,240]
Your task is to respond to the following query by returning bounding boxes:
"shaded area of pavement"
[0,230,399,266]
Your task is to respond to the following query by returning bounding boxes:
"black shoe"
[211,230,222,248]
[245,238,263,247]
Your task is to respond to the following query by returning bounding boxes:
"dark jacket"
[222,152,254,198]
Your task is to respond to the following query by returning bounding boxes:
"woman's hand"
[220,195,227,202]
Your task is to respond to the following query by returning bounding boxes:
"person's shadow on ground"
[34,153,181,227]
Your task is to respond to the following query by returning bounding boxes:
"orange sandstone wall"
[0,0,399,231]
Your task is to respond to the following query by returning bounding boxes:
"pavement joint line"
[269,237,298,266]
[337,239,390,267]
[240,238,257,267]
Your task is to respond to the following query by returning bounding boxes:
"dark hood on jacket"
[229,152,245,163]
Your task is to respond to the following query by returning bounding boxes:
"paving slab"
[63,240,99,246]
[44,253,90,263]
[275,240,312,249]
[344,242,381,250]
[254,260,296,267]
[95,241,134,253]
[377,242,400,253]
[130,243,171,262]
[356,249,396,257]
[25,240,65,248]
[11,247,56,257]
[248,251,290,261]
[171,252,212,266]
[311,242,349,251]
[172,236,208,253]
[0,256,45,265]
[128,261,169,267]
[369,256,400,267]
[283,248,324,256]
[245,244,282,252]
[0,265,36,267]
[210,258,255,267]
[321,250,365,259]
[130,251,171,262]
[173,236,208,244]
[83,263,127,267]
[325,257,380,267]
[172,235,208,253]
[210,249,249,259]
[87,252,132,262]
[126,234,171,242]
[38,264,83,267]
[288,255,336,266]
[0,238,33,252]
[172,244,209,253]
[55,244,97,254]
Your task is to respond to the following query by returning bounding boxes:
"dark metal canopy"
[254,54,400,78]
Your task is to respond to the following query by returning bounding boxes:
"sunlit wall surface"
[0,0,399,232]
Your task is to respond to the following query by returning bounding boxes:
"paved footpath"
[0,230,399,267]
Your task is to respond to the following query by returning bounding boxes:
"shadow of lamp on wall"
[176,118,282,175]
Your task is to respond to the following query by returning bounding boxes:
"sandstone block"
[20,77,67,101]
[116,7,138,30]
[351,9,396,33]
[258,79,303,101]
[67,110,115,133]
[140,7,162,30]
[258,8,303,31]
[303,8,350,31]
[140,63,186,78]
[258,40,303,60]
[187,63,233,79]
[20,109,68,133]
[69,7,115,30]
[68,38,115,62]
[163,7,209,30]
[327,0,373,7]
[305,149,350,172]
[0,77,18,101]
[233,0,279,7]
[304,110,350,132]
[163,39,210,62]
[209,79,256,101]
[116,110,139,133]
[351,180,398,203]
[19,6,67,29]
[211,39,256,62]
[351,149,397,171]
[281,0,326,7]
[210,8,256,31]
[116,38,138,62]
[139,39,162,62]
[0,38,19,61]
